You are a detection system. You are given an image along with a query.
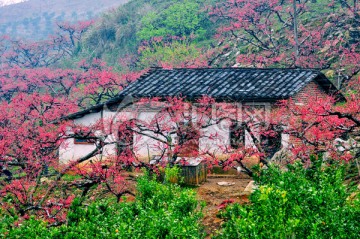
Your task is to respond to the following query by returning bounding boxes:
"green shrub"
[217,156,360,239]
[2,174,204,239]
[138,40,205,68]
[137,0,208,41]
[164,165,183,184]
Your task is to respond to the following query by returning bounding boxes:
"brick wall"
[288,80,329,148]
[293,81,329,104]
[289,81,327,146]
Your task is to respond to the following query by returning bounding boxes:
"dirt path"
[196,177,251,237]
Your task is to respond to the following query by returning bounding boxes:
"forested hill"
[76,0,217,68]
[72,0,359,85]
[0,0,359,85]
[0,0,129,40]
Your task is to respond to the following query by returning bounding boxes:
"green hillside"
[68,0,359,86]
[70,0,217,69]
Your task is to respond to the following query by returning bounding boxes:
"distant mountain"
[0,0,28,7]
[0,0,129,40]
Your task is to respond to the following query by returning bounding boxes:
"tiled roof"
[117,67,334,101]
[63,67,337,120]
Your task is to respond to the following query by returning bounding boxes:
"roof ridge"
[153,67,322,71]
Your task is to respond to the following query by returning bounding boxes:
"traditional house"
[59,67,337,165]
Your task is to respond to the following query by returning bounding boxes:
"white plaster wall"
[59,137,99,164]
[74,112,102,126]
[59,101,289,164]
[199,119,231,158]
[102,108,135,158]
[59,112,102,164]
[281,133,290,148]
[134,111,167,161]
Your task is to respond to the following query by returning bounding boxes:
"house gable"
[293,80,333,104]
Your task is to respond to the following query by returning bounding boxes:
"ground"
[196,176,251,237]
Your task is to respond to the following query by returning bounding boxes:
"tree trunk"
[293,0,299,66]
[355,0,358,11]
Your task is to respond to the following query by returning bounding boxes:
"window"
[74,138,93,144]
[229,121,246,149]
[73,133,96,145]
[260,124,282,158]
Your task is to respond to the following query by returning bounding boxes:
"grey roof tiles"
[117,67,333,101]
[63,67,338,120]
